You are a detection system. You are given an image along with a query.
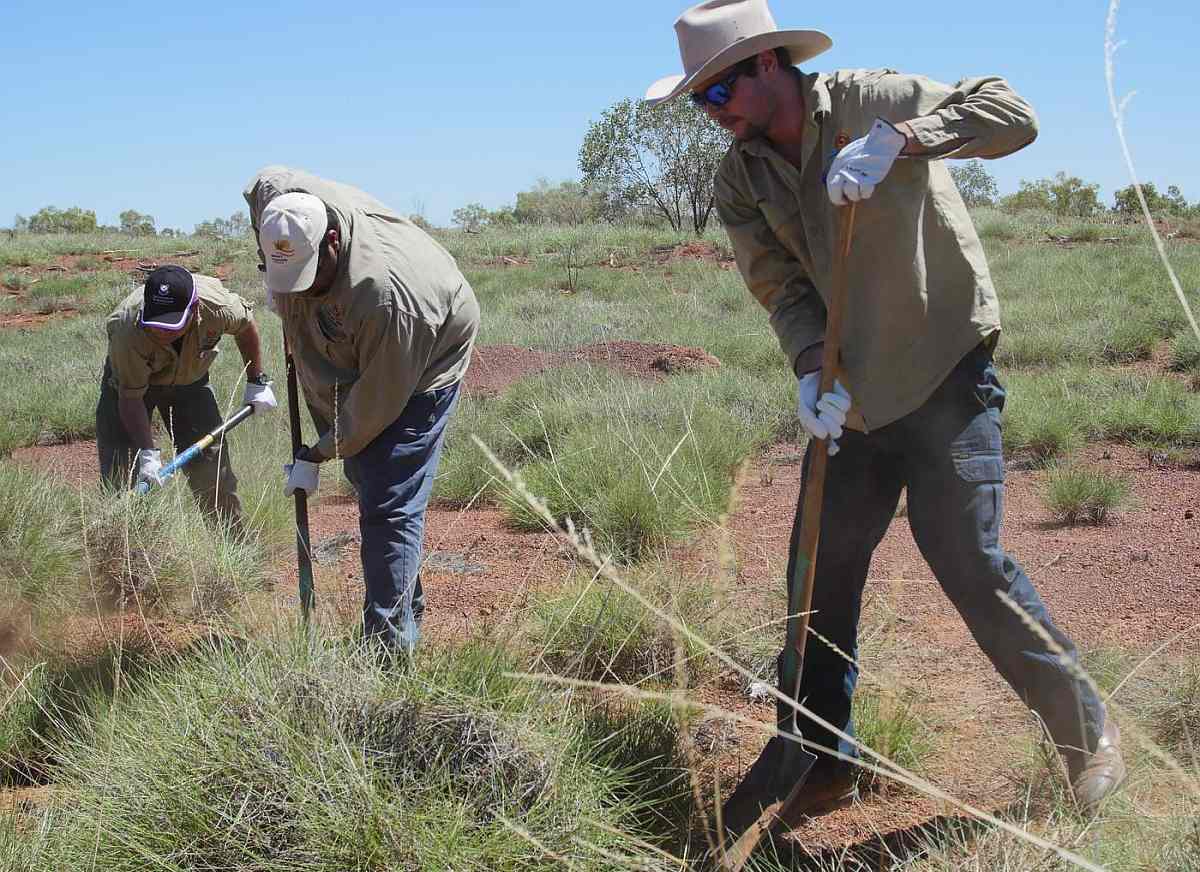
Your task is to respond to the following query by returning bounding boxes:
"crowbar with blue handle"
[134,404,255,496]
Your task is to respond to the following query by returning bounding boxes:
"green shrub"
[1042,464,1131,524]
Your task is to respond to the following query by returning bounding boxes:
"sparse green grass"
[1169,329,1200,372]
[1146,657,1200,767]
[1042,462,1131,524]
[1,272,30,292]
[852,686,933,786]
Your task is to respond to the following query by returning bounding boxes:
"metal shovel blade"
[721,741,818,870]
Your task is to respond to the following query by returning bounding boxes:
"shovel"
[722,202,858,869]
[134,404,255,495]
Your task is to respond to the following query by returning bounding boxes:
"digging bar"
[134,403,255,495]
[723,202,859,870]
[285,336,316,623]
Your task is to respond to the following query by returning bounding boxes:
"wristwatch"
[247,371,272,386]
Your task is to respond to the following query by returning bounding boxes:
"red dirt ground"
[0,253,232,330]
[6,343,1200,855]
[462,340,720,397]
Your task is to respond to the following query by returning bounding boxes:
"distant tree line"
[950,160,1200,220]
[9,207,254,238]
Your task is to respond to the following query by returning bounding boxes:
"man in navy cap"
[96,265,276,525]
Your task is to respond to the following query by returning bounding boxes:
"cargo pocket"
[951,409,1006,483]
[951,452,1005,483]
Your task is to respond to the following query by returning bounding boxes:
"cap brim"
[265,250,320,295]
[141,310,192,331]
[643,29,832,106]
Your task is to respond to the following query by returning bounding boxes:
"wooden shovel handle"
[789,202,857,669]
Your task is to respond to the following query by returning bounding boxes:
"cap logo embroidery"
[270,238,296,264]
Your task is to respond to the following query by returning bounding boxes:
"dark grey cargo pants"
[779,342,1105,776]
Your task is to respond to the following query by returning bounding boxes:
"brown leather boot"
[1069,719,1126,814]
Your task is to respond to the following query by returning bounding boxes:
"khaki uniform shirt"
[105,275,253,398]
[244,166,480,460]
[715,68,1037,430]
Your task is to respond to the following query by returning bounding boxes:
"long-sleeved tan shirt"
[106,275,253,398]
[715,68,1037,430]
[243,166,479,459]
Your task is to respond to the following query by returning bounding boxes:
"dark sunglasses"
[689,70,742,109]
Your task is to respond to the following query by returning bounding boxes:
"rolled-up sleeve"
[313,298,436,460]
[715,167,827,374]
[877,74,1038,160]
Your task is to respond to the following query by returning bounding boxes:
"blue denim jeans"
[780,343,1105,772]
[342,382,460,654]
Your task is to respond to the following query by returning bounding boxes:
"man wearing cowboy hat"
[243,166,479,656]
[97,265,276,523]
[648,0,1123,832]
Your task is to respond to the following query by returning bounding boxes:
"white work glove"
[243,380,278,415]
[134,448,163,488]
[826,117,907,206]
[797,372,852,457]
[283,457,320,497]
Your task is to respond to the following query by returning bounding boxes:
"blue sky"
[0,0,1193,230]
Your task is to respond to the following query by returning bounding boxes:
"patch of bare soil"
[257,492,579,642]
[465,341,721,396]
[463,344,558,397]
[572,340,722,378]
[0,309,79,330]
[9,440,97,488]
[0,785,54,818]
[652,241,736,266]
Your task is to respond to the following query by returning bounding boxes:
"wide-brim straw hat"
[644,0,831,106]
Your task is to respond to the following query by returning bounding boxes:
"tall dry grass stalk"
[1105,0,1200,346]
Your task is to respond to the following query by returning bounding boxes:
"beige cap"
[260,192,328,294]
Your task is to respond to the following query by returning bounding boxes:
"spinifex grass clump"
[1147,657,1200,767]
[0,464,81,603]
[1042,463,1131,524]
[82,487,265,617]
[526,565,725,684]
[10,636,692,871]
[0,635,180,787]
[496,368,753,561]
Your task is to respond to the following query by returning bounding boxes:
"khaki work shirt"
[716,68,1037,430]
[105,275,253,398]
[244,166,480,460]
